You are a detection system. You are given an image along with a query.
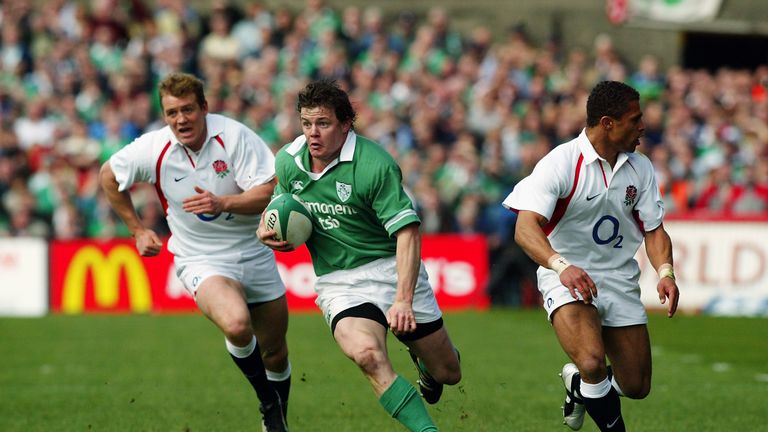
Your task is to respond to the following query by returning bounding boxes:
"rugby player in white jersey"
[100,72,290,432]
[257,80,461,432]
[503,81,679,432]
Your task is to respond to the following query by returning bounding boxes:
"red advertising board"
[50,235,489,314]
[50,239,191,313]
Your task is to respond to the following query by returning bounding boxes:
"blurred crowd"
[1,0,767,249]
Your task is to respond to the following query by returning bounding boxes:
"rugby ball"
[263,193,313,246]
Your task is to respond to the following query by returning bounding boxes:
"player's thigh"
[333,316,390,362]
[404,327,461,382]
[195,276,251,329]
[602,324,651,398]
[552,302,606,376]
[177,260,249,320]
[249,296,289,353]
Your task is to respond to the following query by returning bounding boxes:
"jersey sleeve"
[634,156,665,231]
[109,134,156,192]
[502,151,570,221]
[272,146,291,196]
[365,158,420,236]
[230,127,276,191]
[273,181,287,196]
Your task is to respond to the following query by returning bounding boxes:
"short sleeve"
[502,151,570,221]
[230,128,276,191]
[367,159,420,236]
[634,157,665,231]
[109,135,156,192]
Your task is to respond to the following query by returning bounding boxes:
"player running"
[258,79,461,431]
[100,72,290,431]
[503,81,680,431]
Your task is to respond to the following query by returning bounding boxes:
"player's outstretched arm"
[388,223,419,336]
[99,161,162,256]
[644,224,680,317]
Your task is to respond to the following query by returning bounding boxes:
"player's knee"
[261,341,289,367]
[445,368,462,385]
[350,346,387,375]
[439,367,461,385]
[219,316,252,342]
[621,379,650,399]
[626,386,650,400]
[575,355,607,381]
[432,360,462,385]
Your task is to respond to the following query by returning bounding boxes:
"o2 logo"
[197,212,235,222]
[592,215,623,248]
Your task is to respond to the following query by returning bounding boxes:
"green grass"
[1,310,766,431]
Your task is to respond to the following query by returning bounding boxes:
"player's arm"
[99,161,162,256]
[388,223,420,335]
[644,223,679,317]
[182,177,277,216]
[514,210,597,303]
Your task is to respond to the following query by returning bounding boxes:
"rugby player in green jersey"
[258,80,461,431]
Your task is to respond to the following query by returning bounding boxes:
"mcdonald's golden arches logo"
[62,245,152,313]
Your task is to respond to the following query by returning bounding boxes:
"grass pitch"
[1,310,766,431]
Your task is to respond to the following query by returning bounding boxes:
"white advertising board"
[638,221,768,316]
[0,238,48,317]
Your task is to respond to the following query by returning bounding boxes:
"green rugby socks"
[379,375,438,432]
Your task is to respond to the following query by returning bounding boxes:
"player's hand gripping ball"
[263,193,313,246]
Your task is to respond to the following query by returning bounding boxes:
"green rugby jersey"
[275,131,420,276]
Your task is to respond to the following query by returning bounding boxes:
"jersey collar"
[578,128,629,169]
[338,130,356,161]
[286,130,357,179]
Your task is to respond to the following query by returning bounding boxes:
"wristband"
[547,254,572,276]
[658,263,675,281]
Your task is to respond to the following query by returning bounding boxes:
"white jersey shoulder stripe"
[154,140,172,213]
[543,152,584,236]
[384,209,417,232]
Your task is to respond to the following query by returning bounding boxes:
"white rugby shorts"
[314,256,442,327]
[538,267,648,327]
[175,249,285,304]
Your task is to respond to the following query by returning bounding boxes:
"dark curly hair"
[296,79,356,126]
[586,81,639,127]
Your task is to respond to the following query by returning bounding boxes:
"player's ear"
[600,116,614,130]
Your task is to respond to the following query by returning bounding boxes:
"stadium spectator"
[99,72,291,431]
[258,80,461,431]
[629,54,665,102]
[503,81,680,431]
[0,0,766,308]
[13,96,58,152]
[198,7,239,66]
[231,1,273,60]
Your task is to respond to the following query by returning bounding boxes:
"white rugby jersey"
[110,114,276,259]
[503,129,664,276]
